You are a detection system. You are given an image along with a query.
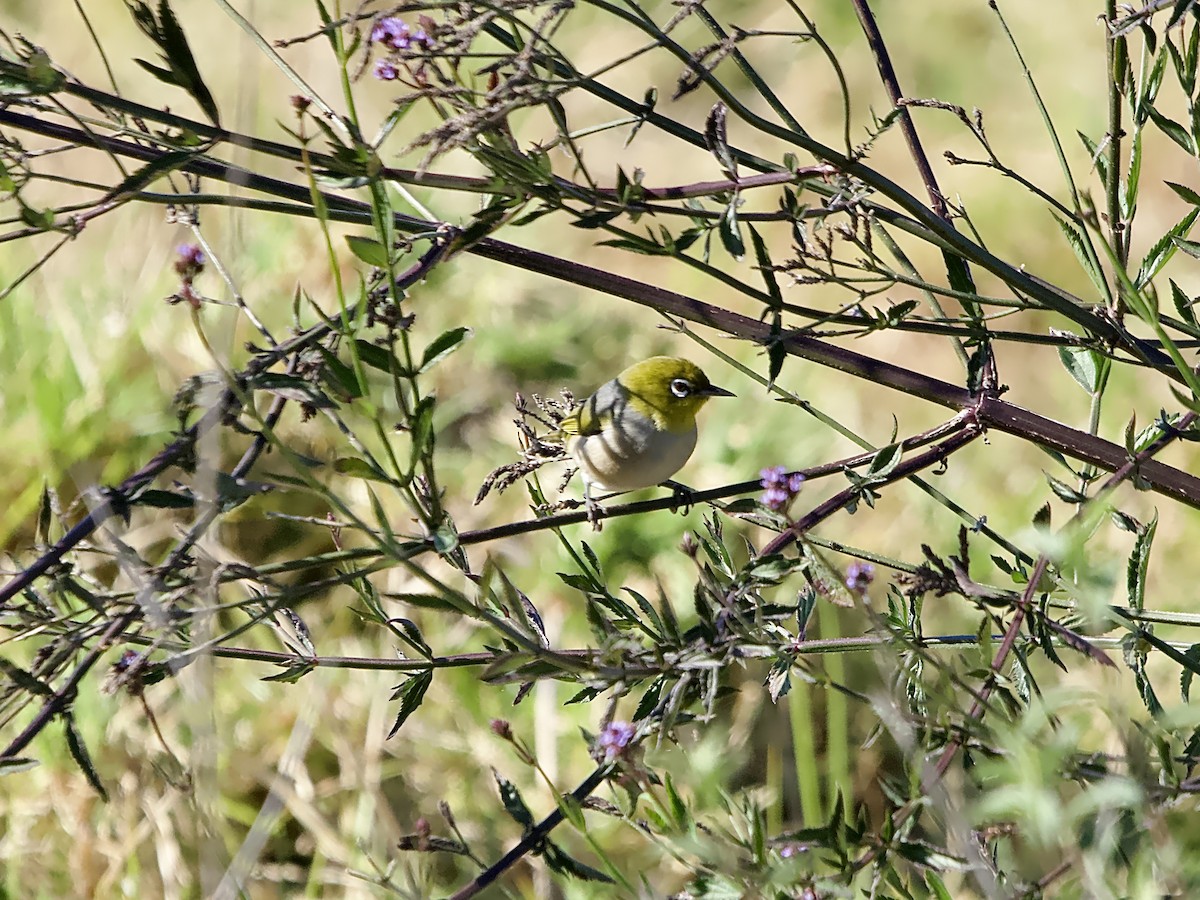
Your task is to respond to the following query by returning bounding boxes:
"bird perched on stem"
[559,356,734,525]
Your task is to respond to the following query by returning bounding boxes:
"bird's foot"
[664,479,696,515]
[586,495,604,531]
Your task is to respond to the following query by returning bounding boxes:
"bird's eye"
[670,378,692,398]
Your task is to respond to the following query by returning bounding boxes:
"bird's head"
[618,356,734,432]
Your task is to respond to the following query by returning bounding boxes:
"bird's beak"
[702,384,735,398]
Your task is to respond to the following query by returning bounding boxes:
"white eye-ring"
[670,378,692,398]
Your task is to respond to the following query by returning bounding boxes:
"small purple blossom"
[759,465,805,512]
[174,243,204,274]
[374,58,400,81]
[371,16,412,51]
[845,561,875,594]
[597,720,636,759]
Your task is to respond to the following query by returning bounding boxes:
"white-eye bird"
[559,357,734,505]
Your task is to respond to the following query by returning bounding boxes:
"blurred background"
[3,0,1199,896]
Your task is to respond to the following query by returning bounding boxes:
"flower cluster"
[370,16,434,80]
[845,561,875,594]
[173,243,205,278]
[597,720,636,760]
[168,243,205,308]
[759,465,805,512]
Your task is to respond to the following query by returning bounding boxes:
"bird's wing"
[559,380,618,437]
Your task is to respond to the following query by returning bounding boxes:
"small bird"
[560,357,734,513]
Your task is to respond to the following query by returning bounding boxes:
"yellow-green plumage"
[560,357,733,494]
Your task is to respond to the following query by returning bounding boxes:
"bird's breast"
[569,410,698,492]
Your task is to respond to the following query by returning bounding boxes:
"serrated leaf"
[1148,106,1195,154]
[1136,207,1199,287]
[1174,236,1200,259]
[387,670,432,737]
[542,840,614,883]
[106,150,196,200]
[719,201,745,260]
[128,0,220,125]
[419,327,471,373]
[1170,278,1198,328]
[494,770,535,828]
[703,102,736,178]
[1126,513,1157,612]
[1181,644,1200,700]
[1167,180,1200,206]
[1058,344,1101,393]
[64,714,107,800]
[866,443,903,479]
[1078,131,1108,187]
[1053,214,1108,299]
[571,208,622,229]
[1045,473,1087,504]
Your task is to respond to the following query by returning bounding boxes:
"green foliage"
[6,1,1200,897]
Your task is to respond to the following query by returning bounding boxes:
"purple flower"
[374,58,400,81]
[371,17,412,51]
[845,561,875,594]
[597,720,636,759]
[173,243,205,276]
[760,465,805,512]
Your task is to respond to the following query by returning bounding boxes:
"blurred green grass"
[3,0,1199,896]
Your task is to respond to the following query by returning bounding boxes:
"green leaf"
[494,770,535,828]
[105,150,197,199]
[353,339,408,376]
[1045,473,1087,504]
[408,396,436,473]
[865,442,902,479]
[1136,207,1199,287]
[542,841,614,883]
[247,372,336,408]
[315,345,364,399]
[718,201,745,261]
[1078,131,1108,187]
[0,757,40,775]
[1171,278,1199,328]
[1058,344,1101,393]
[1174,235,1200,259]
[127,0,221,125]
[261,662,315,683]
[345,234,390,267]
[333,456,394,483]
[703,102,736,178]
[1166,181,1200,206]
[1181,644,1200,700]
[386,670,433,737]
[64,714,108,800]
[132,489,194,510]
[419,327,471,373]
[1148,106,1195,154]
[571,208,622,229]
[1052,214,1108,299]
[1126,513,1157,612]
